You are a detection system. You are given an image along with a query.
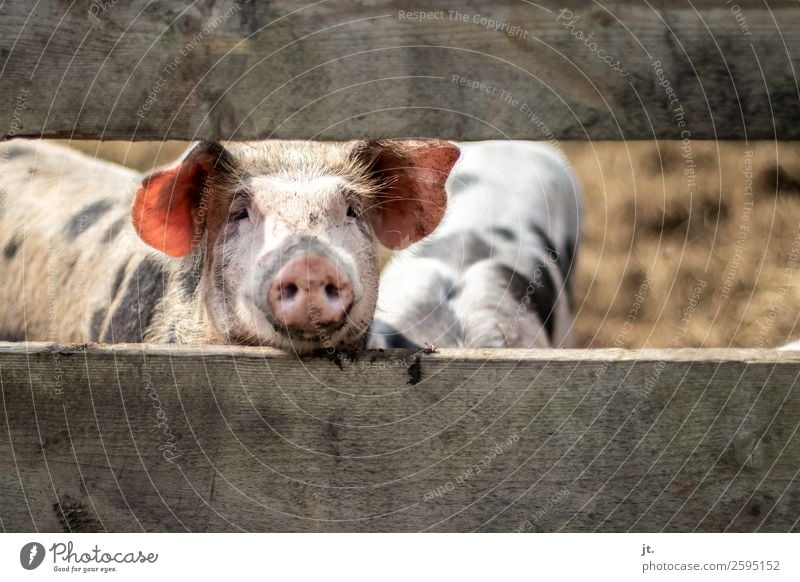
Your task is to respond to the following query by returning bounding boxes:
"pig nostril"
[281,283,298,301]
[325,283,339,300]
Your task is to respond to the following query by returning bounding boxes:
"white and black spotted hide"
[368,141,582,350]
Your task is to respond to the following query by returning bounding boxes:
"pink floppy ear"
[131,142,227,257]
[364,139,460,250]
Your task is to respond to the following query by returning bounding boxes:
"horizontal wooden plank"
[1,1,798,140]
[0,342,798,532]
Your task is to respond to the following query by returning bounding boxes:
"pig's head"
[131,139,459,352]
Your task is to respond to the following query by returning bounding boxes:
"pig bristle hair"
[219,140,390,199]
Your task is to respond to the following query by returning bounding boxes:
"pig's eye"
[346,205,358,219]
[230,208,249,222]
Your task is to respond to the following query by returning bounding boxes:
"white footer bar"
[0,533,795,581]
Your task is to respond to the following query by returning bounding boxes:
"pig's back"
[370,141,582,349]
[0,140,148,342]
[442,140,581,266]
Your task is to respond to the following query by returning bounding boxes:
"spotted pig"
[368,140,582,349]
[0,139,459,352]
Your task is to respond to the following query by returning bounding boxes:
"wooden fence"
[1,0,798,140]
[1,343,798,532]
[1,0,799,532]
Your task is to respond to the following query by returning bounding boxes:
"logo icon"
[20,542,45,570]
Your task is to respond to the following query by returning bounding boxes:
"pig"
[368,140,581,349]
[0,138,459,353]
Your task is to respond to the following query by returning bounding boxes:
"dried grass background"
[65,139,800,349]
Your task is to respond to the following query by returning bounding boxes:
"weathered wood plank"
[0,342,798,532]
[1,1,798,141]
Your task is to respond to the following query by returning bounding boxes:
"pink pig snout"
[268,253,354,332]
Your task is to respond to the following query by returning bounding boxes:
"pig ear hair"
[132,141,229,257]
[360,139,460,250]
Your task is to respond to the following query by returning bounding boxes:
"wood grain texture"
[0,342,798,532]
[0,1,798,140]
